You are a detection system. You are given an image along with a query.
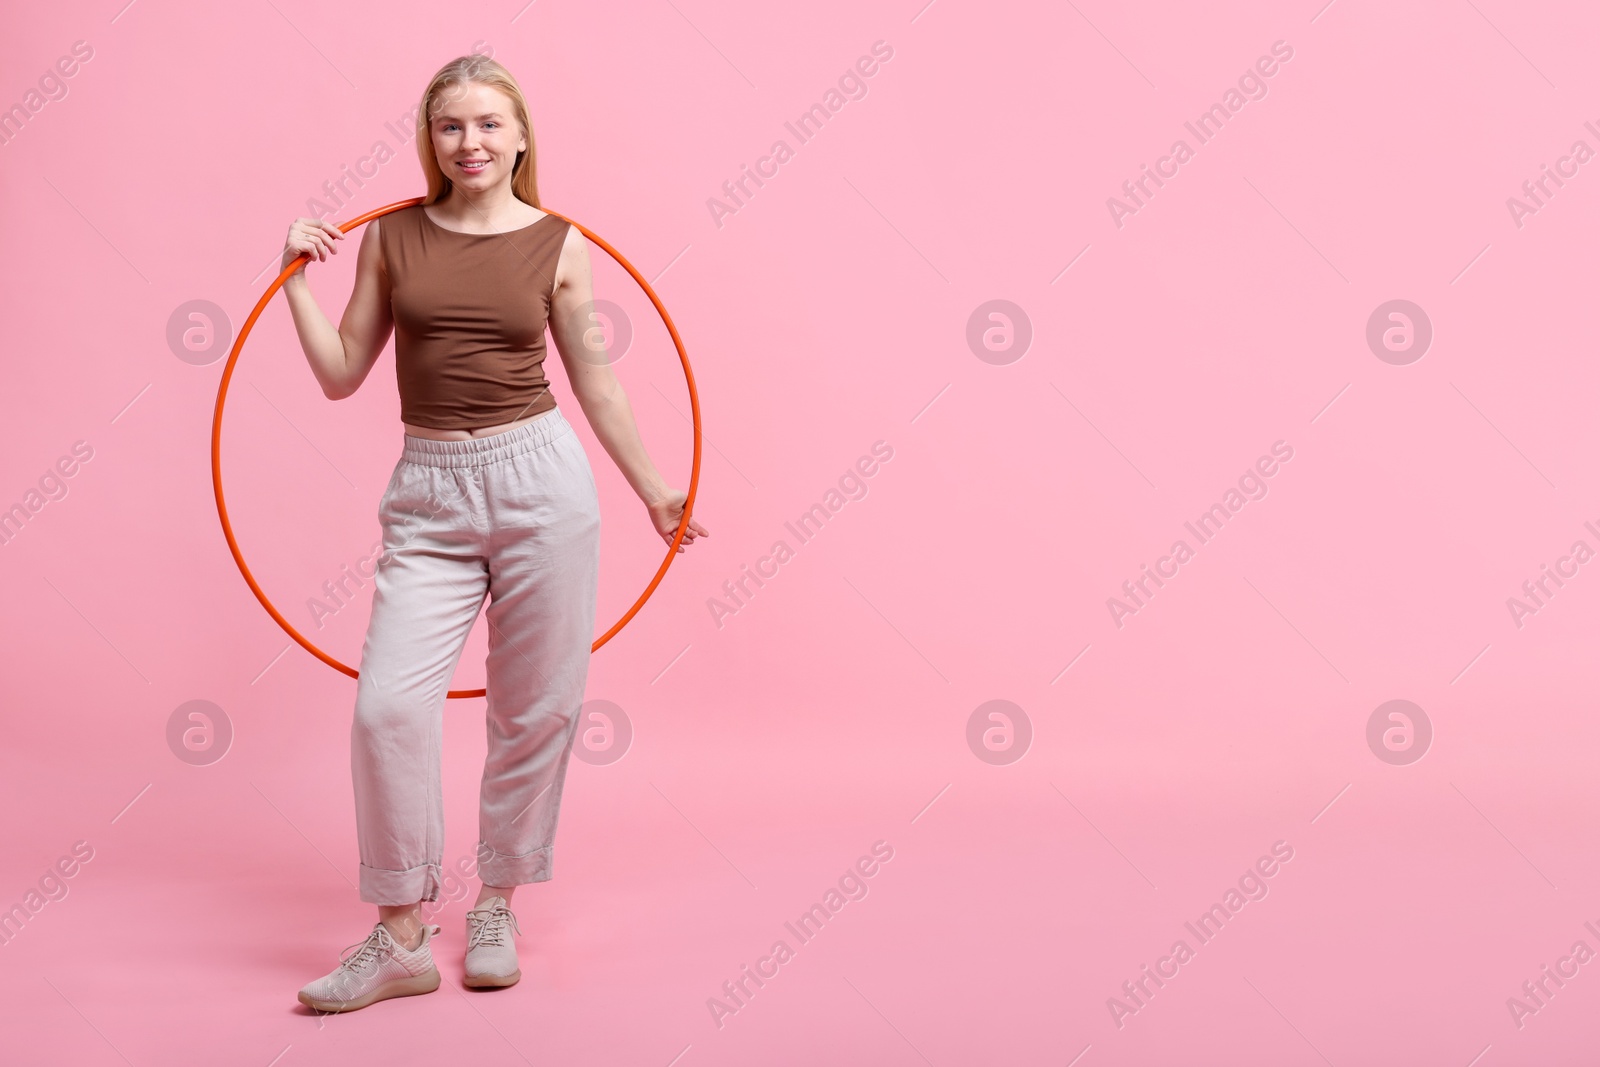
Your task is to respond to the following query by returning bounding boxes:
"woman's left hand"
[647,489,708,553]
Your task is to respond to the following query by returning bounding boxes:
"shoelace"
[466,902,521,949]
[338,924,399,975]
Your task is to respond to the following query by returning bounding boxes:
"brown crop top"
[379,204,572,430]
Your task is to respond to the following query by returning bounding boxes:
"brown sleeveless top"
[380,204,571,430]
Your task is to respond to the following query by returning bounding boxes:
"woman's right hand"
[282,217,345,274]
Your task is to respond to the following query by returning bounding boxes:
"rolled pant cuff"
[360,861,443,905]
[476,843,554,888]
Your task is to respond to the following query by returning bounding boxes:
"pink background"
[2,0,1596,1063]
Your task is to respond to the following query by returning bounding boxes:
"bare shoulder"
[553,221,590,291]
[359,216,386,280]
[556,219,587,258]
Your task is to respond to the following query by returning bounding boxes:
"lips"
[458,159,489,172]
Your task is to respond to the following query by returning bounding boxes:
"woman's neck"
[435,186,521,227]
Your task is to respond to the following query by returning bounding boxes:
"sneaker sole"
[298,967,441,1013]
[463,968,521,989]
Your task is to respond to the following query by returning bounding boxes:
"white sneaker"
[297,921,442,1013]
[463,896,521,988]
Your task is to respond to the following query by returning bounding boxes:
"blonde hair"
[415,55,541,207]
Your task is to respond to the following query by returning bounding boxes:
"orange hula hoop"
[210,196,702,698]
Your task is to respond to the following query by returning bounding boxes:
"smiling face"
[428,80,527,191]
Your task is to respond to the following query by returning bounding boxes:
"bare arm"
[548,226,708,551]
[278,216,393,400]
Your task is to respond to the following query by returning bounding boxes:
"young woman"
[283,54,707,1013]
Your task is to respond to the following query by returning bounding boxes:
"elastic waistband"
[400,408,572,468]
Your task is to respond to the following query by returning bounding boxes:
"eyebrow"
[435,112,506,122]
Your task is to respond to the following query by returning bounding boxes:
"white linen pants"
[350,406,601,905]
